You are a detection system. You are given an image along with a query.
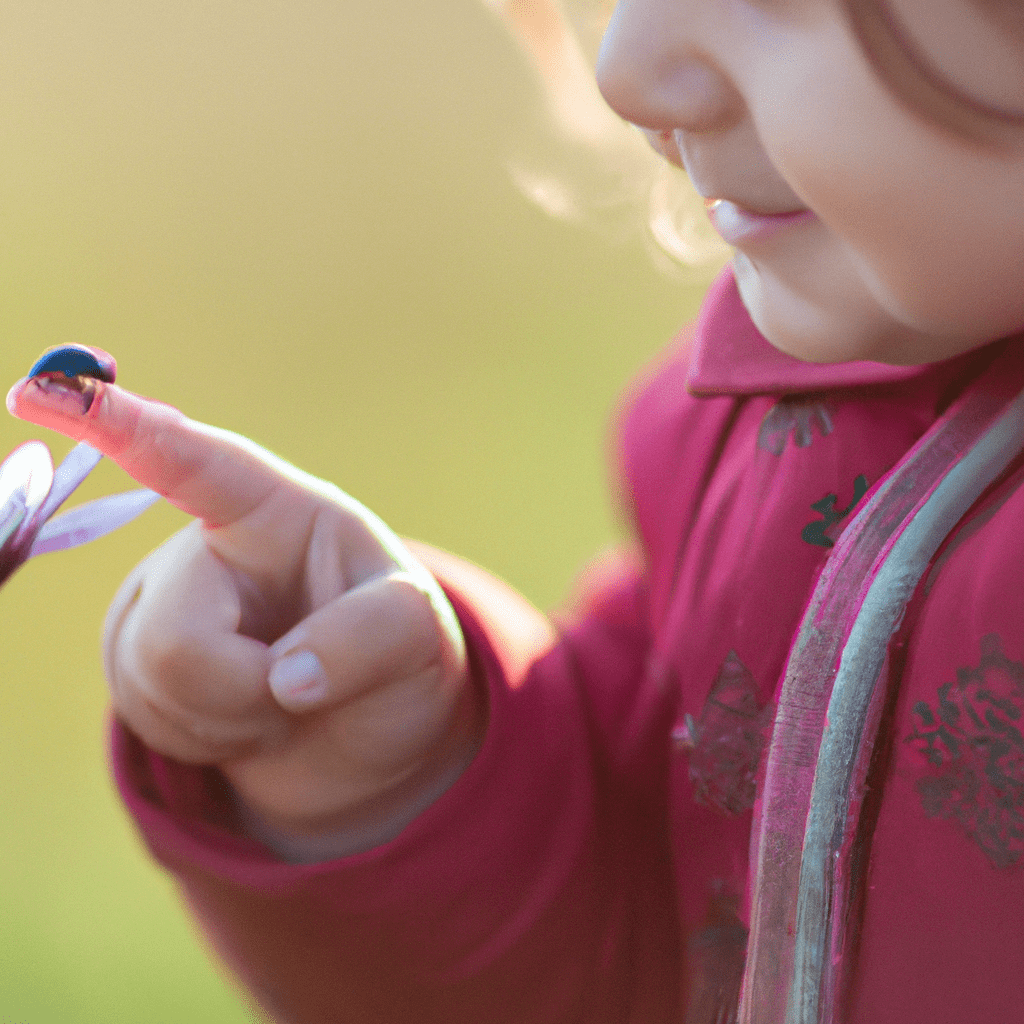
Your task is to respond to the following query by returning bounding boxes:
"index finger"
[7,370,288,528]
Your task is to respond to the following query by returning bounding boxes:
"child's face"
[596,0,1024,365]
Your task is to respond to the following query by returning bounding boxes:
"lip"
[705,198,816,245]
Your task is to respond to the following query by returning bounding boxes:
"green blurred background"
[0,1,715,1020]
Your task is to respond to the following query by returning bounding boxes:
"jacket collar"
[686,268,926,397]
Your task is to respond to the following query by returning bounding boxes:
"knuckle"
[387,570,441,628]
[385,569,464,671]
[129,675,268,764]
[384,572,446,670]
[122,412,177,488]
[133,622,209,702]
[112,677,208,762]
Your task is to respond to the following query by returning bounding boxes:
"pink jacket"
[112,270,1024,1023]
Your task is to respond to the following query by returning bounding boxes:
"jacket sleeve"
[110,545,681,1024]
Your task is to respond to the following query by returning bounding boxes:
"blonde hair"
[479,0,730,279]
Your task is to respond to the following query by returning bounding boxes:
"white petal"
[0,492,28,550]
[0,441,53,524]
[29,489,161,557]
[35,442,104,524]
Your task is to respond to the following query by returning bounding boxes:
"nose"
[595,0,745,134]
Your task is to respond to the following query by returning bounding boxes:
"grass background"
[0,1,717,1019]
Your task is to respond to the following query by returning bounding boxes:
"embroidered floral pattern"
[757,397,833,455]
[675,651,773,815]
[801,473,869,549]
[906,634,1024,868]
[684,883,747,1024]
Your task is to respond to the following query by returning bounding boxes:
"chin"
[732,253,919,366]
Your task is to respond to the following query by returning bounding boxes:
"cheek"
[768,95,1024,342]
[840,170,1024,340]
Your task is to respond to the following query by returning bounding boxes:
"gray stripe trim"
[789,386,1024,1024]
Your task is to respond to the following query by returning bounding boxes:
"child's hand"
[7,373,480,860]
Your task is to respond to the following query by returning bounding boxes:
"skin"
[6,374,482,862]
[7,0,1024,862]
[595,0,1024,365]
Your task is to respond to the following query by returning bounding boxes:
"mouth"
[651,130,816,244]
[703,197,816,246]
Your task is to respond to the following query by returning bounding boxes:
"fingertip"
[6,378,25,417]
[268,650,330,711]
[4,374,104,436]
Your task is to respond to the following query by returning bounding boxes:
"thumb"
[265,570,464,713]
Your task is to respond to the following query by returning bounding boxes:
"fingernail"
[18,375,100,416]
[269,650,328,709]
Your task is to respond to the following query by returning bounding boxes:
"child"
[7,0,1024,1021]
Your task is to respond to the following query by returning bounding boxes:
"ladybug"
[27,345,116,385]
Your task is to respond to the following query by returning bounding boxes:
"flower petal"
[34,442,104,526]
[0,440,54,549]
[0,440,53,521]
[0,492,28,551]
[28,488,161,557]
